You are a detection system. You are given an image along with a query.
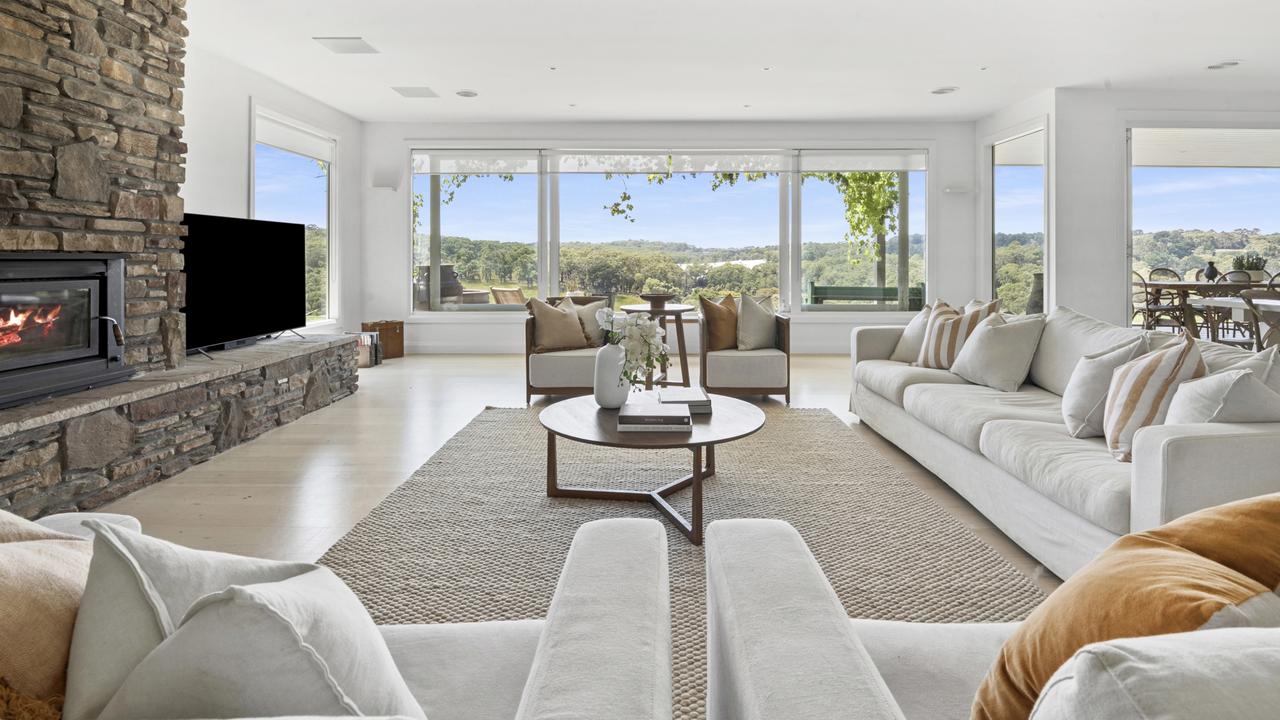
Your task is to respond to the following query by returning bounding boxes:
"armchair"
[524,296,608,404]
[698,313,790,404]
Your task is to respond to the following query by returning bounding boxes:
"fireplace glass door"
[0,279,98,373]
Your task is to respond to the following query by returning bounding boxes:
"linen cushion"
[853,359,969,406]
[972,493,1280,720]
[560,298,607,346]
[0,512,92,700]
[530,298,589,352]
[98,567,424,720]
[1029,307,1145,396]
[736,295,777,351]
[527,347,597,388]
[705,348,787,388]
[1224,345,1280,392]
[63,520,317,720]
[979,420,1132,535]
[1030,628,1280,720]
[1059,336,1149,438]
[700,293,738,351]
[951,314,1046,392]
[917,299,999,369]
[382,620,543,720]
[1166,369,1280,424]
[889,304,932,363]
[902,383,1063,453]
[1103,333,1206,461]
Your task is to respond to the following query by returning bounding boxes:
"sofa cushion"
[853,359,968,406]
[530,298,590,353]
[528,347,597,389]
[951,313,1046,392]
[979,420,1131,535]
[1103,333,1206,462]
[700,293,738,351]
[382,620,543,720]
[1029,307,1145,396]
[736,295,777,350]
[1150,333,1256,373]
[851,619,1017,720]
[1166,369,1280,424]
[902,383,1064,452]
[705,348,787,388]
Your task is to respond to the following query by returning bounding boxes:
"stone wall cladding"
[0,0,188,370]
[0,341,357,518]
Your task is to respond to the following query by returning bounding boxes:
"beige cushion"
[916,299,999,369]
[736,295,776,351]
[951,313,1046,392]
[979,420,1132,535]
[1166,369,1280,424]
[530,298,589,353]
[560,298,606,346]
[382,620,543,720]
[0,512,92,700]
[853,359,968,406]
[705,348,787,388]
[902,383,1063,452]
[527,347,597,389]
[99,567,424,720]
[1060,336,1149,438]
[1030,307,1145,396]
[1103,334,1206,462]
[1031,628,1280,720]
[64,520,318,720]
[889,305,932,363]
[701,294,738,351]
[1150,333,1256,373]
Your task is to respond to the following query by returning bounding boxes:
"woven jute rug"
[321,406,1045,719]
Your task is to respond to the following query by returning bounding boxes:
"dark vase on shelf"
[1027,272,1045,314]
[1203,261,1220,281]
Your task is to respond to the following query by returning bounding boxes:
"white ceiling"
[187,0,1280,124]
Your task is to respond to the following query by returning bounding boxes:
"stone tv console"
[0,336,357,519]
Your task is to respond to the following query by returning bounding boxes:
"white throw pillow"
[950,313,1046,392]
[1030,307,1146,396]
[98,567,425,720]
[1103,334,1206,462]
[1030,628,1280,720]
[1224,346,1280,393]
[1165,369,1280,424]
[64,520,317,720]
[889,303,933,363]
[1060,336,1150,438]
[737,295,777,350]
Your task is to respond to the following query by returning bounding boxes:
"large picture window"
[252,112,336,323]
[408,148,930,314]
[991,130,1046,314]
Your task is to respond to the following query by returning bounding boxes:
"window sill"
[301,319,342,333]
[405,311,527,324]
[789,310,918,324]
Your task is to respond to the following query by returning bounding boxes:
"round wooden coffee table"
[539,393,765,544]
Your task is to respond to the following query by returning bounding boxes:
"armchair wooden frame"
[524,296,608,405]
[698,314,791,404]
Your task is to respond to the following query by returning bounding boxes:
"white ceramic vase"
[593,343,630,409]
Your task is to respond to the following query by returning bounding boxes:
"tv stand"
[273,328,306,340]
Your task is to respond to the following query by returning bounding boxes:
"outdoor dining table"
[1133,280,1260,337]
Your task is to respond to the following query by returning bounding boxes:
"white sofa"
[34,513,673,720]
[850,309,1280,579]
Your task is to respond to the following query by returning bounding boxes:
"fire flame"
[0,304,63,348]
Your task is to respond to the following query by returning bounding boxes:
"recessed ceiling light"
[392,86,439,98]
[931,86,959,95]
[312,37,379,54]
[743,104,752,108]
[1207,60,1241,70]
[549,66,558,71]
[762,66,772,71]
[455,89,479,98]
[568,103,577,108]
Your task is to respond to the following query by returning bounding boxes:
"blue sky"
[410,170,927,249]
[253,143,329,227]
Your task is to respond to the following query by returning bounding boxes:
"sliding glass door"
[991,130,1046,314]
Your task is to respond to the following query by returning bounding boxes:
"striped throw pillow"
[1103,334,1206,461]
[916,299,1000,369]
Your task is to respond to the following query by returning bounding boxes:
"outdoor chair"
[1131,271,1181,332]
[491,287,528,305]
[1241,289,1280,351]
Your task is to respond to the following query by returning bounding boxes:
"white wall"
[182,45,366,333]
[360,121,978,353]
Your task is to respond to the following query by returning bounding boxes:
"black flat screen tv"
[181,213,306,352]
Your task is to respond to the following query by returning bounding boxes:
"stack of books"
[345,331,382,368]
[617,403,692,433]
[657,387,713,415]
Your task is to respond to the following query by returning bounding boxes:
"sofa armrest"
[515,519,671,720]
[851,326,904,366]
[1131,422,1280,532]
[36,512,140,539]
[705,519,905,720]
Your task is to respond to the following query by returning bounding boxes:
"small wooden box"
[361,320,404,359]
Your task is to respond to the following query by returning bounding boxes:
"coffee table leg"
[546,431,558,496]
[706,444,716,476]
[690,445,703,545]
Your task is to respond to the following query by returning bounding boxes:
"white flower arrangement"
[596,307,670,386]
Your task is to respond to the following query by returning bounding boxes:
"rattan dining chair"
[1240,289,1280,351]
[1147,267,1182,306]
[1131,271,1181,331]
[1210,271,1258,346]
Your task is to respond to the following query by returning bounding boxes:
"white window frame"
[981,119,1050,311]
[249,101,340,326]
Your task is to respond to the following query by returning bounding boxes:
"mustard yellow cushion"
[972,493,1280,720]
[530,298,590,353]
[0,513,92,700]
[700,293,738,351]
